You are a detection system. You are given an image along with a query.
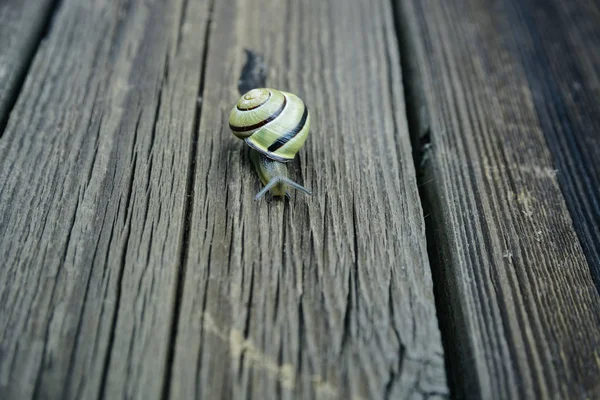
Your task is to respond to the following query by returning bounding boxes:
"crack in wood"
[238,50,267,94]
[160,0,216,398]
[31,190,82,400]
[98,148,138,400]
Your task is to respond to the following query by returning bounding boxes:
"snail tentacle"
[253,176,311,201]
[254,177,282,201]
[279,177,312,197]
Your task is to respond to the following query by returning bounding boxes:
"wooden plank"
[169,0,448,398]
[503,0,600,291]
[395,0,600,398]
[0,0,210,398]
[0,0,58,133]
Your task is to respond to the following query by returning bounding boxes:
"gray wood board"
[0,0,58,132]
[503,0,600,292]
[168,0,447,398]
[0,0,210,398]
[0,0,447,399]
[396,0,600,398]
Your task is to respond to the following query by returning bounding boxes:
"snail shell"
[229,88,310,162]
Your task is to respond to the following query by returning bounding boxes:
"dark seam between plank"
[160,0,216,398]
[0,0,64,138]
[389,0,460,398]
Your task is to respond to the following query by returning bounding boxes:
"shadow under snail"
[229,88,312,201]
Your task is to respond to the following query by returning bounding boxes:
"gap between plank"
[0,0,64,138]
[389,0,458,397]
[160,0,216,398]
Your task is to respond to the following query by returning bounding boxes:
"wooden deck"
[0,0,599,398]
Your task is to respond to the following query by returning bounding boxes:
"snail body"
[229,88,312,200]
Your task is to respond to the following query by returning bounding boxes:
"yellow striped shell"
[229,88,310,162]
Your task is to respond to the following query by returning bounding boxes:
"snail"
[229,88,312,200]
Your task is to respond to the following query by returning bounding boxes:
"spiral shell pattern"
[229,88,310,162]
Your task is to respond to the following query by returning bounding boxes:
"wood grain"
[0,0,447,398]
[503,0,600,292]
[168,0,447,398]
[0,0,59,133]
[395,0,600,398]
[0,0,210,398]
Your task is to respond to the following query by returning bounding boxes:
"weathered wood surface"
[505,0,600,292]
[0,0,58,132]
[0,0,447,399]
[395,0,600,398]
[169,0,447,397]
[4,0,600,397]
[0,0,210,398]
